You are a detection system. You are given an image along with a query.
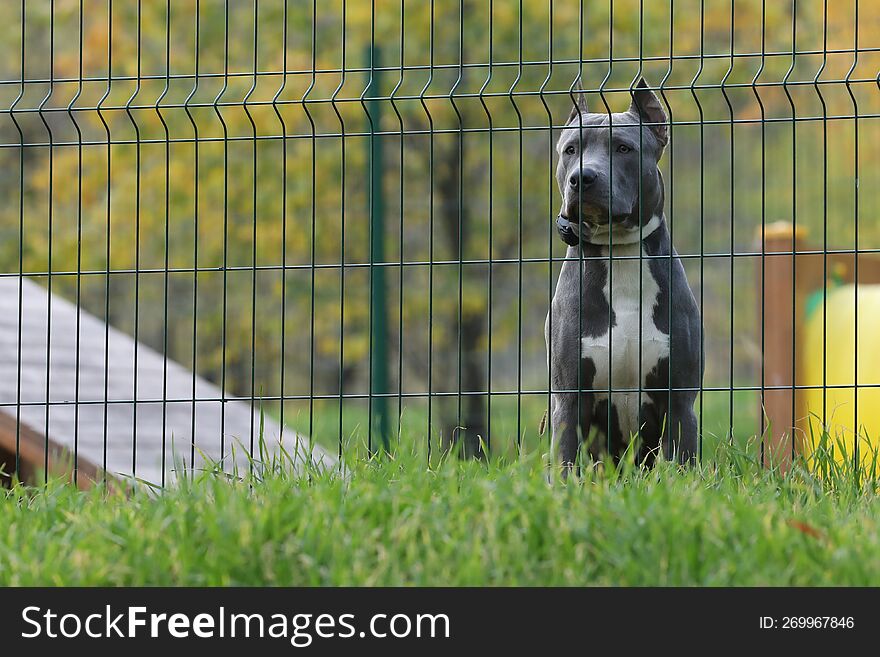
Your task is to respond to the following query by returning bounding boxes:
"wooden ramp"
[0,278,333,488]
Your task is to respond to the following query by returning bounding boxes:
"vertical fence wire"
[694,0,705,460]
[245,0,259,463]
[72,0,85,485]
[787,0,798,463]
[724,0,735,442]
[480,0,494,456]
[39,0,55,484]
[365,0,376,455]
[453,0,464,453]
[158,0,171,488]
[395,0,405,449]
[635,1,644,459]
[757,0,767,461]
[848,0,860,470]
[99,0,112,484]
[186,0,200,470]
[334,0,346,460]
[11,0,24,484]
[422,0,435,462]
[127,0,142,478]
[662,0,674,461]
[305,0,317,450]
[513,0,524,453]
[276,0,289,438]
[818,0,828,453]
[541,0,554,468]
[217,0,230,461]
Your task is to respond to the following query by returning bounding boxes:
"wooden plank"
[0,411,102,489]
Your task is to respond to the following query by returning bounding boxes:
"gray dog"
[545,79,702,470]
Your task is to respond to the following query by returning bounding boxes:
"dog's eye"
[564,144,577,155]
[616,144,632,154]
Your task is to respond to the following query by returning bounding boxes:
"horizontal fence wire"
[0,0,875,487]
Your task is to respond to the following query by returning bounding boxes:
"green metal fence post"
[367,44,390,453]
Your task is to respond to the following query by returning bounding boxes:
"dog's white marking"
[583,213,662,246]
[581,216,669,441]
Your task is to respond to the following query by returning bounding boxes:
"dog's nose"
[568,168,598,189]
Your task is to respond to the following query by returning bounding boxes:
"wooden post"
[756,222,807,470]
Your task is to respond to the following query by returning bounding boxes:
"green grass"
[3,437,880,586]
[282,389,761,460]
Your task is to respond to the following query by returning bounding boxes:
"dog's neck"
[581,213,664,246]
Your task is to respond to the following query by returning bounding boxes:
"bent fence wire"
[0,0,875,487]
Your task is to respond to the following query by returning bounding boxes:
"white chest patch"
[581,241,669,441]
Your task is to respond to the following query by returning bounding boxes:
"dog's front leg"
[550,392,591,477]
[546,282,593,476]
[665,392,698,464]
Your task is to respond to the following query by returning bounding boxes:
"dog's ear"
[628,78,668,147]
[566,91,588,124]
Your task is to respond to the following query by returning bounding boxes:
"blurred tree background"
[0,0,877,456]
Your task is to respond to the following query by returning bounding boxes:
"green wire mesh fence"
[0,0,876,486]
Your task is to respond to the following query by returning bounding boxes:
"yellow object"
[801,283,880,474]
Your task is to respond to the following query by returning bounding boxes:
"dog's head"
[555,78,668,247]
